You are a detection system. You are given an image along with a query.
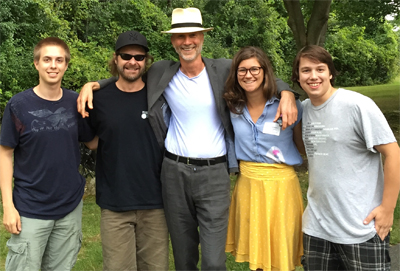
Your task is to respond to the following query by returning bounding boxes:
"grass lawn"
[0,77,399,270]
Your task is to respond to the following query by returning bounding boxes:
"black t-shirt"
[0,88,93,219]
[88,83,163,211]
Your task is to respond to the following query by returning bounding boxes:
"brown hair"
[291,45,337,87]
[33,37,71,64]
[224,46,277,114]
[109,48,154,77]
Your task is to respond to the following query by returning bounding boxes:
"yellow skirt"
[225,161,304,271]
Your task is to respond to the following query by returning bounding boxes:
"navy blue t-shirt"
[0,88,93,219]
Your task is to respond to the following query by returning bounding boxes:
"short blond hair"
[33,37,71,64]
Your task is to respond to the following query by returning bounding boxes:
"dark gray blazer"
[145,57,238,173]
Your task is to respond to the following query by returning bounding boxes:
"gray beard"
[175,44,203,62]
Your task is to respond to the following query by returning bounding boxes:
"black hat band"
[171,23,203,29]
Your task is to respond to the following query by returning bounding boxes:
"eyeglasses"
[237,66,262,76]
[117,53,146,61]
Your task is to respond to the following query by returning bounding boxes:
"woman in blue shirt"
[224,46,304,271]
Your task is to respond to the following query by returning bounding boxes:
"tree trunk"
[318,21,328,47]
[283,0,332,50]
[283,0,307,50]
[306,0,331,46]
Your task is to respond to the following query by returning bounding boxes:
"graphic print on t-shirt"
[28,107,76,132]
[303,121,338,158]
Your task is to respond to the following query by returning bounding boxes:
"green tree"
[332,0,400,38]
[326,22,399,86]
[325,0,400,86]
[79,0,174,61]
[281,0,400,49]
[0,0,50,118]
[202,0,291,79]
[1,0,399,115]
[283,0,332,50]
[280,0,399,89]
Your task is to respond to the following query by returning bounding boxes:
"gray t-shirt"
[302,88,396,244]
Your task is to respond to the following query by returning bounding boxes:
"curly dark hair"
[223,46,277,114]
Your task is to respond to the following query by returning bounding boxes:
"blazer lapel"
[148,62,181,109]
[203,58,224,114]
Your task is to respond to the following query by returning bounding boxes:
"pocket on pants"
[5,240,28,271]
[369,232,390,243]
[70,232,83,268]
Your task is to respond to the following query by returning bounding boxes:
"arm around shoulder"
[77,77,117,118]
[98,77,118,89]
[77,82,100,118]
[274,80,299,130]
[275,78,299,98]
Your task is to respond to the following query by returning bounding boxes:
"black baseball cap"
[115,30,149,52]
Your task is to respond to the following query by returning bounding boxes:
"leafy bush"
[326,23,399,86]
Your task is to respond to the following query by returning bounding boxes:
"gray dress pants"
[161,156,231,271]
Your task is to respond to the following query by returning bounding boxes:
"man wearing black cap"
[84,30,168,271]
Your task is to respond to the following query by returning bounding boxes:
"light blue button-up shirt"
[231,97,303,165]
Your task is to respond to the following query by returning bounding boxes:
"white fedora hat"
[161,8,214,34]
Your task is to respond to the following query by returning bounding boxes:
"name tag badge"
[262,122,281,136]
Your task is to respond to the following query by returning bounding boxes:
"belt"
[165,150,226,166]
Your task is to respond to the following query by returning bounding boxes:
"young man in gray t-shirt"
[291,45,400,271]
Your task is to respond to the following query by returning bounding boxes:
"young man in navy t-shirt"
[0,37,94,271]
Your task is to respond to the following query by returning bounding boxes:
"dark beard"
[117,65,145,82]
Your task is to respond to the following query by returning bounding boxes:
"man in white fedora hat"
[160,7,214,34]
[77,7,298,270]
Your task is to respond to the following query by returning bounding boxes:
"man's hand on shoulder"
[274,91,298,130]
[77,82,100,118]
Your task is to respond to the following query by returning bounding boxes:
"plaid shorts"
[302,233,391,271]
